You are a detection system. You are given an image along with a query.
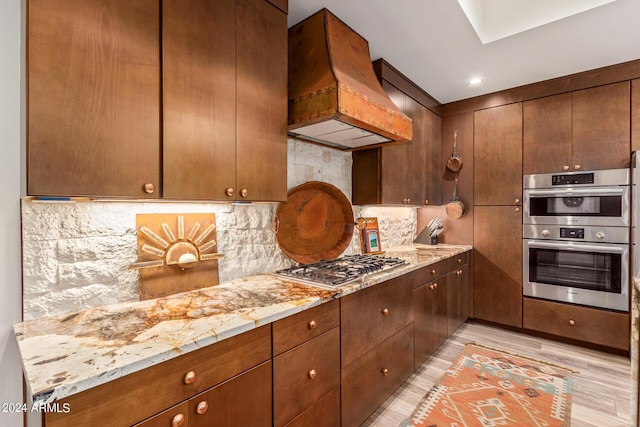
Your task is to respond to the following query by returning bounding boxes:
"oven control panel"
[559,227,584,239]
[523,224,629,244]
[551,172,594,186]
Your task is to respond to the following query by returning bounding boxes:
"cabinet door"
[523,93,572,174]
[447,263,469,336]
[474,103,523,206]
[380,95,426,205]
[413,276,447,369]
[27,0,161,198]
[572,82,631,171]
[189,361,272,427]
[236,0,288,202]
[473,205,523,328]
[633,79,640,152]
[162,0,236,200]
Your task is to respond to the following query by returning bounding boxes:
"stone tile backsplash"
[22,140,417,320]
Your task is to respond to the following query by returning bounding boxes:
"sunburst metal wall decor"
[130,213,224,300]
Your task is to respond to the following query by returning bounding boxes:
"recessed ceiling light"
[468,77,483,85]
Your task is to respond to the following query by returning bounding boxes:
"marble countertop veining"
[14,243,471,406]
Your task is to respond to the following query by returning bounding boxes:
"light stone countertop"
[14,243,471,406]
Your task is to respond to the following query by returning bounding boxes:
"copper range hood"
[288,9,413,150]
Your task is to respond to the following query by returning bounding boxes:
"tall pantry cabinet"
[472,103,523,328]
[27,0,287,201]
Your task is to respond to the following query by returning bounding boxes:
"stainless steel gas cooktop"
[275,254,407,289]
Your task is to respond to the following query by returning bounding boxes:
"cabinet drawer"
[284,387,340,427]
[423,260,447,284]
[273,328,340,427]
[133,402,189,427]
[341,323,414,427]
[189,361,272,427]
[447,251,469,271]
[341,276,413,367]
[523,298,629,351]
[45,325,271,427]
[273,299,339,356]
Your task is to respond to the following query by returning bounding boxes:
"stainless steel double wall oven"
[523,169,630,312]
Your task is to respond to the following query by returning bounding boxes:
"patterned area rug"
[403,343,573,427]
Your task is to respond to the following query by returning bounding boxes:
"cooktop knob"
[595,231,605,240]
[541,229,550,238]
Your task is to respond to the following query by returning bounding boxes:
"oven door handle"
[527,240,625,254]
[525,188,625,197]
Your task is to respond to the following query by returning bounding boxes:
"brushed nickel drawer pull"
[184,370,196,385]
[196,401,208,415]
[172,414,185,427]
[308,320,317,329]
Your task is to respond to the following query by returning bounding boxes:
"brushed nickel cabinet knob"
[424,200,429,205]
[574,164,581,170]
[172,414,185,427]
[240,188,248,198]
[381,368,389,376]
[184,370,196,385]
[196,401,208,415]
[514,207,520,212]
[308,320,317,329]
[563,165,570,171]
[514,198,520,204]
[457,270,463,275]
[308,369,317,379]
[381,308,389,316]
[569,319,575,326]
[225,187,234,197]
[143,183,155,194]
[430,269,436,275]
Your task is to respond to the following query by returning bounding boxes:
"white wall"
[0,0,24,426]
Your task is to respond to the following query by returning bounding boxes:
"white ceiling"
[288,0,640,104]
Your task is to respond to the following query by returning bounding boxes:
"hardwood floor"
[363,321,633,426]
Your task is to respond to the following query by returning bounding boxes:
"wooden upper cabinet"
[162,0,236,200]
[633,79,640,152]
[27,0,161,198]
[236,0,288,202]
[163,0,287,201]
[352,77,442,206]
[523,93,572,175]
[524,82,631,174]
[473,103,523,206]
[572,82,630,171]
[28,0,287,201]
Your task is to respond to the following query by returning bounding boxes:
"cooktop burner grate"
[276,254,407,288]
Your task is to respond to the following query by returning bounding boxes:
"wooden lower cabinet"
[44,325,272,427]
[341,324,415,427]
[273,328,340,426]
[523,297,630,351]
[447,260,470,336]
[284,388,340,427]
[413,275,448,369]
[341,275,413,367]
[473,205,523,328]
[189,362,272,427]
